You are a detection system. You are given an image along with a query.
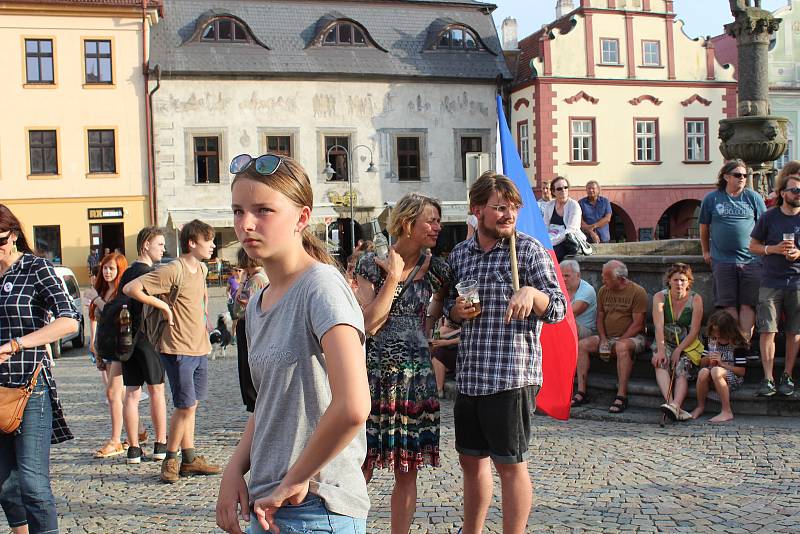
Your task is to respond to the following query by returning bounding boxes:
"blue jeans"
[0,380,59,533]
[248,495,365,534]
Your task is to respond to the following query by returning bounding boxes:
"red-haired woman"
[0,204,79,533]
[87,252,129,457]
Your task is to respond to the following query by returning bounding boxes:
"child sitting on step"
[691,310,748,423]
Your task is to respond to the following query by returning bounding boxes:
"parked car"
[48,266,85,358]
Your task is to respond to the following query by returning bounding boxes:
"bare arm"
[572,299,589,317]
[700,224,711,263]
[0,317,79,361]
[355,274,399,336]
[619,312,646,340]
[216,415,255,534]
[123,279,172,323]
[652,293,666,356]
[596,309,607,340]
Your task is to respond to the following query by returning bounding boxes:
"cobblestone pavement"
[9,349,800,533]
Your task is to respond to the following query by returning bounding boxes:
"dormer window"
[437,26,480,50]
[324,22,368,46]
[201,18,249,43]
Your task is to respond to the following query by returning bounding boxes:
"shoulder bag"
[0,361,44,434]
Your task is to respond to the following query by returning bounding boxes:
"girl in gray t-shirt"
[217,154,370,534]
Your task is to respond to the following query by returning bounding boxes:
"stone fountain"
[719,0,789,193]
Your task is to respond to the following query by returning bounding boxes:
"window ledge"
[86,172,119,179]
[567,161,600,166]
[631,161,663,166]
[23,83,57,89]
[27,174,61,180]
[83,83,116,89]
[682,160,711,165]
[597,63,624,67]
[194,182,224,186]
[639,65,665,69]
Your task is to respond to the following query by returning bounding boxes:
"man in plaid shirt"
[444,171,566,534]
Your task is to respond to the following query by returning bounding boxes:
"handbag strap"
[25,361,44,393]
[386,254,428,313]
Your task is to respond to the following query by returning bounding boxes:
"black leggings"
[236,319,256,412]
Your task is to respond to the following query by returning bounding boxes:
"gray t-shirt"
[245,263,369,519]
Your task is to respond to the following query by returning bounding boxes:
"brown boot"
[160,458,180,484]
[179,455,221,476]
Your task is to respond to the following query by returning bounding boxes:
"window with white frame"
[643,40,661,66]
[571,119,595,162]
[517,122,530,167]
[635,119,658,162]
[601,39,619,64]
[685,120,707,162]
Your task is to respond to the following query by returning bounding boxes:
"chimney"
[501,17,518,50]
[556,0,575,18]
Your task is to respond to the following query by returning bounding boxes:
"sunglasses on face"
[727,172,746,179]
[230,154,286,176]
[553,186,569,192]
[785,187,800,195]
[0,234,10,247]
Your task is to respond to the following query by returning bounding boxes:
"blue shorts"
[160,354,208,409]
[248,495,365,534]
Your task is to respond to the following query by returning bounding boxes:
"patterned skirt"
[364,326,440,472]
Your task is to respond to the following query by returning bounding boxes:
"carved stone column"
[719,2,788,179]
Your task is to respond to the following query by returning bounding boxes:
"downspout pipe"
[142,0,161,225]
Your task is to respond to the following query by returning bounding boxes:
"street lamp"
[324,144,377,254]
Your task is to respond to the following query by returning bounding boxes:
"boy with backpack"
[124,219,221,483]
[118,227,169,464]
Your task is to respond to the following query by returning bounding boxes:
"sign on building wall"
[87,207,124,220]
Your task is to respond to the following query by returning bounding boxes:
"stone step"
[582,374,800,417]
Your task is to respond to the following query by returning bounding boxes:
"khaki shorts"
[757,287,800,333]
[607,335,647,355]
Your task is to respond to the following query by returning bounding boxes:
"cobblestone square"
[11,350,800,533]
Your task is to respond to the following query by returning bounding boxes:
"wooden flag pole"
[510,232,520,292]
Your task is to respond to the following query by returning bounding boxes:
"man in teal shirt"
[699,159,766,346]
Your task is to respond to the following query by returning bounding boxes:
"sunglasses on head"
[230,154,286,176]
[785,186,800,195]
[727,172,746,179]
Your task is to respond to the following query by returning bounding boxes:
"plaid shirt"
[0,254,78,443]
[444,232,567,396]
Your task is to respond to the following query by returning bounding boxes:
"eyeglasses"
[727,172,746,179]
[487,204,519,215]
[230,154,286,176]
[554,186,569,192]
[785,187,800,195]
[0,233,10,247]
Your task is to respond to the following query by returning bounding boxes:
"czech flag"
[496,94,578,420]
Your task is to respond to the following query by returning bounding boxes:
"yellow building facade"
[0,0,160,283]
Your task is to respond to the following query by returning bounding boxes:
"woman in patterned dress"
[356,193,450,534]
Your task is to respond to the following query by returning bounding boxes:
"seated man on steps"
[573,260,648,413]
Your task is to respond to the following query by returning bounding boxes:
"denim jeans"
[0,380,59,533]
[248,495,366,534]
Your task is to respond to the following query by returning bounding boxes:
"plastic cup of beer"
[598,341,612,362]
[783,233,796,257]
[455,279,481,318]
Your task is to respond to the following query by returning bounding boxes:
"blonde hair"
[232,156,338,268]
[388,193,442,238]
[469,170,523,209]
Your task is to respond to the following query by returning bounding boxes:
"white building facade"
[149,0,510,259]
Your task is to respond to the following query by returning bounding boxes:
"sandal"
[660,403,678,421]
[94,440,125,458]
[571,391,589,407]
[608,395,628,414]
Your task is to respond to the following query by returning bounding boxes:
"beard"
[785,196,800,208]
[478,218,515,239]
